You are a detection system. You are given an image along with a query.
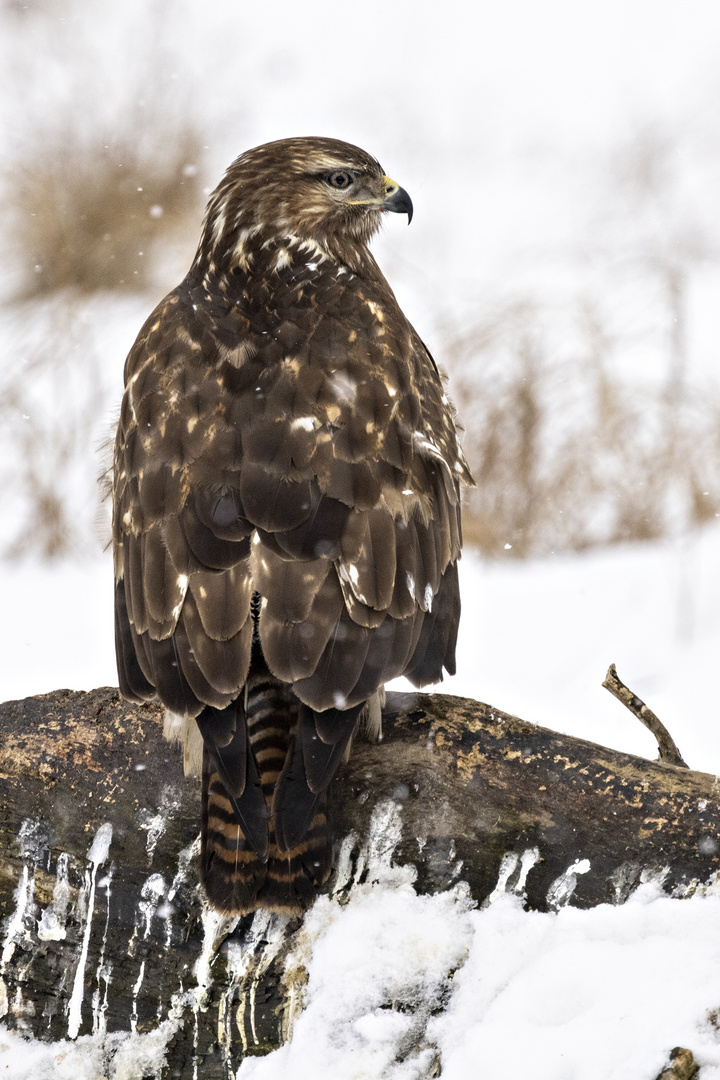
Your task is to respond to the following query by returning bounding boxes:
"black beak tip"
[384,185,414,225]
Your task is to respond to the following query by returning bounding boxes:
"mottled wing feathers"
[114,256,465,717]
[113,293,255,719]
[113,196,470,914]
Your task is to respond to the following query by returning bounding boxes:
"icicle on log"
[1,686,719,1077]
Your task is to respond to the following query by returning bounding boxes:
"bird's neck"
[192,223,385,291]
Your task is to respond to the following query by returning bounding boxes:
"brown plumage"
[112,136,473,914]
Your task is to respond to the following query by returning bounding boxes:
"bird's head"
[198,136,413,272]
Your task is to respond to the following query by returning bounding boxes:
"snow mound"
[238,883,720,1080]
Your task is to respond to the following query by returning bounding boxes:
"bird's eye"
[326,170,354,190]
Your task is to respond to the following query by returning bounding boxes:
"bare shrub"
[6,118,204,298]
[1,0,213,299]
[446,118,720,559]
[450,299,720,558]
[0,301,116,559]
[0,2,240,558]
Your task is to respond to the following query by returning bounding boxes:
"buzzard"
[113,137,472,914]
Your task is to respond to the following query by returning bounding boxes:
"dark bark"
[1,687,718,1077]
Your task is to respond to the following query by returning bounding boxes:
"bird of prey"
[112,136,472,914]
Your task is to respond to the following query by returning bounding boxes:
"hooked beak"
[382,176,413,224]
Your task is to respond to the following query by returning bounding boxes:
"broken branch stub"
[602,662,688,768]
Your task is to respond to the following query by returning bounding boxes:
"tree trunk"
[1,687,718,1076]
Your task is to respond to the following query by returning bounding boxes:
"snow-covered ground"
[235,880,720,1080]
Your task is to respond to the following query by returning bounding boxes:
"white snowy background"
[2,1,720,1077]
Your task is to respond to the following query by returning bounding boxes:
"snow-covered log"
[0,687,718,1076]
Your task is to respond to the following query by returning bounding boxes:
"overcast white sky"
[152,0,720,145]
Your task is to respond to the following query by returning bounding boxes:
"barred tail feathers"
[200,697,268,914]
[200,648,341,915]
[252,661,337,913]
[202,750,268,913]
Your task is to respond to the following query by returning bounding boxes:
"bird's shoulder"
[119,251,416,432]
[115,246,472,511]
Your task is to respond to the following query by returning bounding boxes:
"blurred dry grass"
[447,119,720,558]
[0,304,112,558]
[0,121,206,553]
[452,299,720,558]
[1,0,210,298]
[7,119,204,297]
[0,0,213,555]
